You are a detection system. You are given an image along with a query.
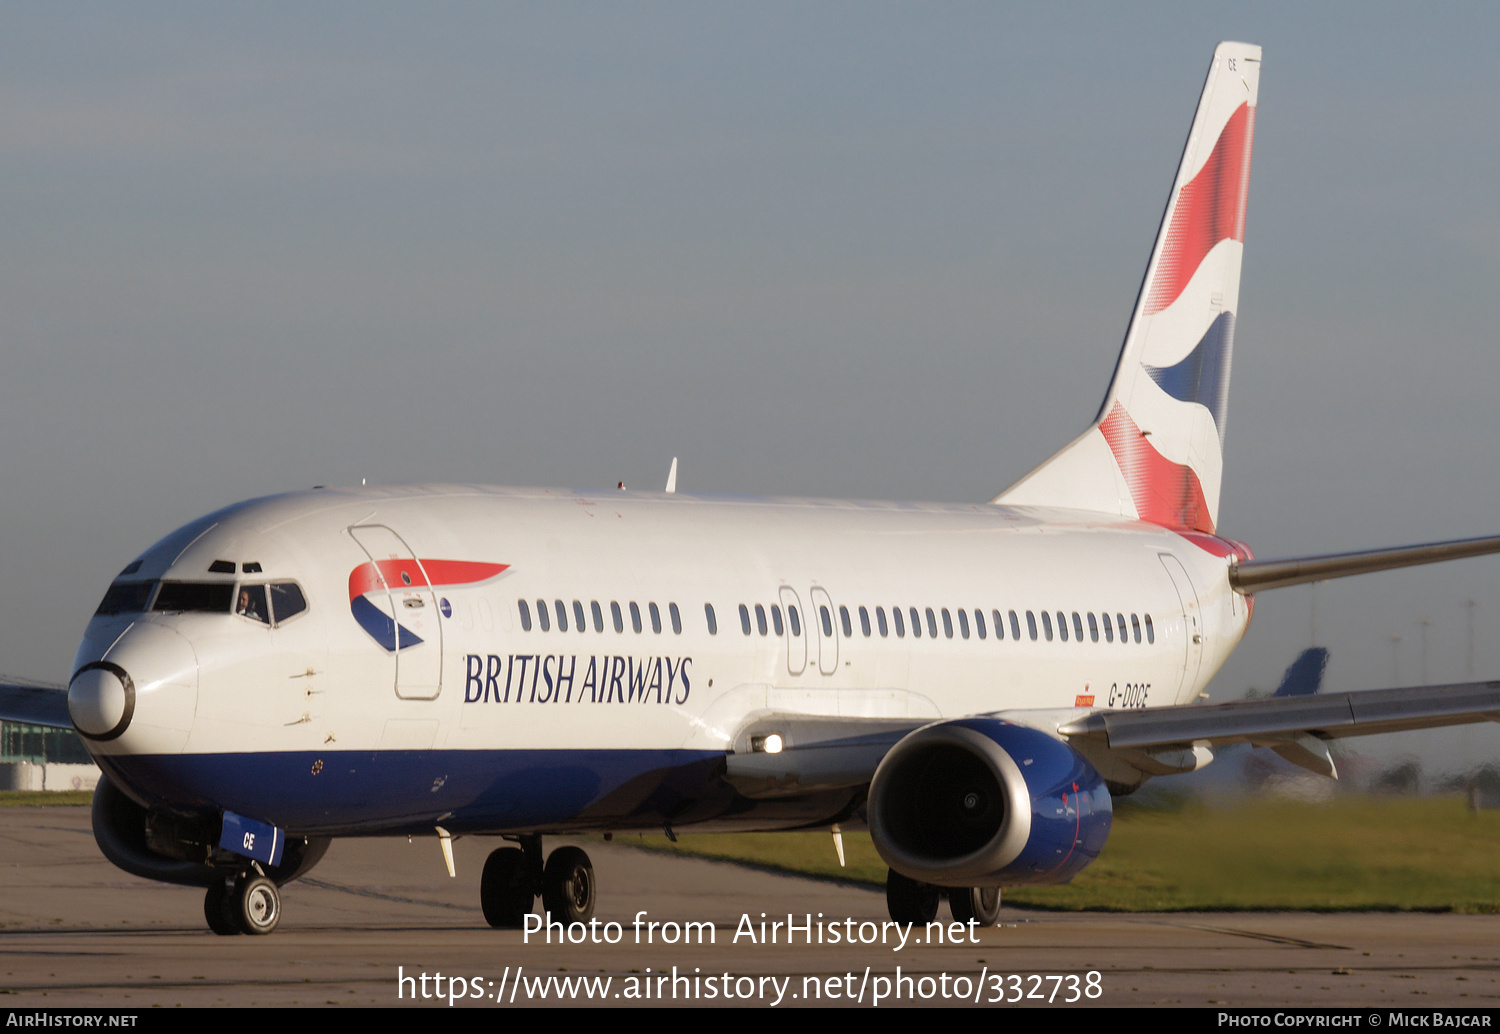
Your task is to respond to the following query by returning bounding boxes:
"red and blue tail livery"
[997,43,1259,536]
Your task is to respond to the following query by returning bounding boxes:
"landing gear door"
[349,524,443,700]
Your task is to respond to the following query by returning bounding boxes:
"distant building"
[0,722,98,791]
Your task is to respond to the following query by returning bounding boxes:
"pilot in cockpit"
[236,586,269,624]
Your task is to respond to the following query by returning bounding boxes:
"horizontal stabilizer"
[1230,533,1500,593]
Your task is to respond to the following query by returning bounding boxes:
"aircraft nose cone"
[69,663,135,740]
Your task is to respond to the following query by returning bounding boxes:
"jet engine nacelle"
[868,718,1112,888]
[92,775,330,888]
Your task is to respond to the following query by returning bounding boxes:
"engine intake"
[868,718,1111,887]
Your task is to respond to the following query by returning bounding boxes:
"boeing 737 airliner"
[6,42,1500,935]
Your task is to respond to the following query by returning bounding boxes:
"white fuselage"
[74,484,1251,836]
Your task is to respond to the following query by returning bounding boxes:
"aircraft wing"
[722,681,1500,796]
[0,680,72,730]
[1056,681,1500,746]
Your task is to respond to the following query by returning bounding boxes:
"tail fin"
[995,42,1261,534]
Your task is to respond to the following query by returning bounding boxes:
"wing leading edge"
[0,680,71,730]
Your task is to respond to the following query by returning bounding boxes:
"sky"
[3,3,1499,780]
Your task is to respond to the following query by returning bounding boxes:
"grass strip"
[626,796,1500,912]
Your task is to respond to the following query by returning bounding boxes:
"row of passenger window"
[736,603,1154,644]
[519,599,685,635]
[515,596,1153,646]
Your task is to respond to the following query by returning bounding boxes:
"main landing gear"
[885,868,1001,927]
[481,835,596,928]
[204,870,281,936]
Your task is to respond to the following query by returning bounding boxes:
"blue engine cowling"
[867,718,1111,887]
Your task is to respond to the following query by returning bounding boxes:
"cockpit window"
[154,582,235,614]
[268,582,306,624]
[235,584,270,624]
[95,580,156,616]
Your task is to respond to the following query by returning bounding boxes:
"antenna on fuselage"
[665,457,678,494]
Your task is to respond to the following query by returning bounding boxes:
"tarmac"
[0,805,1496,1008]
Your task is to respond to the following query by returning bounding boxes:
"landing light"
[751,733,784,754]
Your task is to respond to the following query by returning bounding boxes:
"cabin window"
[958,609,969,639]
[1072,612,1084,642]
[629,602,642,634]
[820,605,833,638]
[877,607,889,637]
[1055,611,1067,641]
[788,606,802,637]
[772,605,784,636]
[704,603,717,635]
[992,609,1004,640]
[612,601,625,634]
[892,607,905,637]
[518,599,532,631]
[859,606,872,637]
[941,608,953,639]
[573,600,587,633]
[755,604,768,636]
[840,605,853,638]
[536,600,550,632]
[1026,611,1038,641]
[592,600,604,632]
[555,600,569,632]
[1088,612,1099,642]
[910,607,922,639]
[1131,613,1141,643]
[1041,611,1054,641]
[1117,613,1128,642]
[1102,611,1114,642]
[649,603,662,634]
[1145,613,1155,643]
[738,604,751,636]
[669,602,682,634]
[1010,610,1021,640]
[975,609,986,639]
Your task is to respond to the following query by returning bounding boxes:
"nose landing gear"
[204,871,282,936]
[480,835,596,928]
